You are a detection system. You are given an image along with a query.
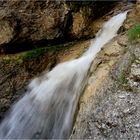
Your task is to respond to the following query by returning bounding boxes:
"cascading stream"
[0,11,128,139]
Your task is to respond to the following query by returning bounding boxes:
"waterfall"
[0,11,128,139]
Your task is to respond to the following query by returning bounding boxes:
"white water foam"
[0,11,128,139]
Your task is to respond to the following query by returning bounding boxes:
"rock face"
[69,2,115,39]
[136,0,140,15]
[71,41,140,139]
[70,4,140,139]
[0,1,139,138]
[0,0,115,52]
[0,39,90,122]
[0,51,57,121]
[0,0,69,45]
[0,21,14,45]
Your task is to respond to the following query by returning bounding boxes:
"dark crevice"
[1,37,69,54]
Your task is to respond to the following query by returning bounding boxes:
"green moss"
[128,24,140,42]
[22,48,47,60]
[118,72,128,86]
[22,41,75,60]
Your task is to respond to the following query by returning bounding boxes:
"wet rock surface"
[0,52,57,121]
[70,4,140,139]
[0,39,90,122]
[71,38,140,139]
[0,1,139,139]
[0,2,132,121]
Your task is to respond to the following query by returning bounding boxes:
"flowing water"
[0,11,128,139]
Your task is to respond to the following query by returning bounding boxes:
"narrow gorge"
[0,1,140,139]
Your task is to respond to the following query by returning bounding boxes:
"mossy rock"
[128,24,140,42]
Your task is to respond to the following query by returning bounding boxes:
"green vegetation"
[22,41,75,60]
[128,24,140,42]
[22,47,48,60]
[118,71,128,86]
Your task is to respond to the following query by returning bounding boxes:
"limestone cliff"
[0,0,114,53]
